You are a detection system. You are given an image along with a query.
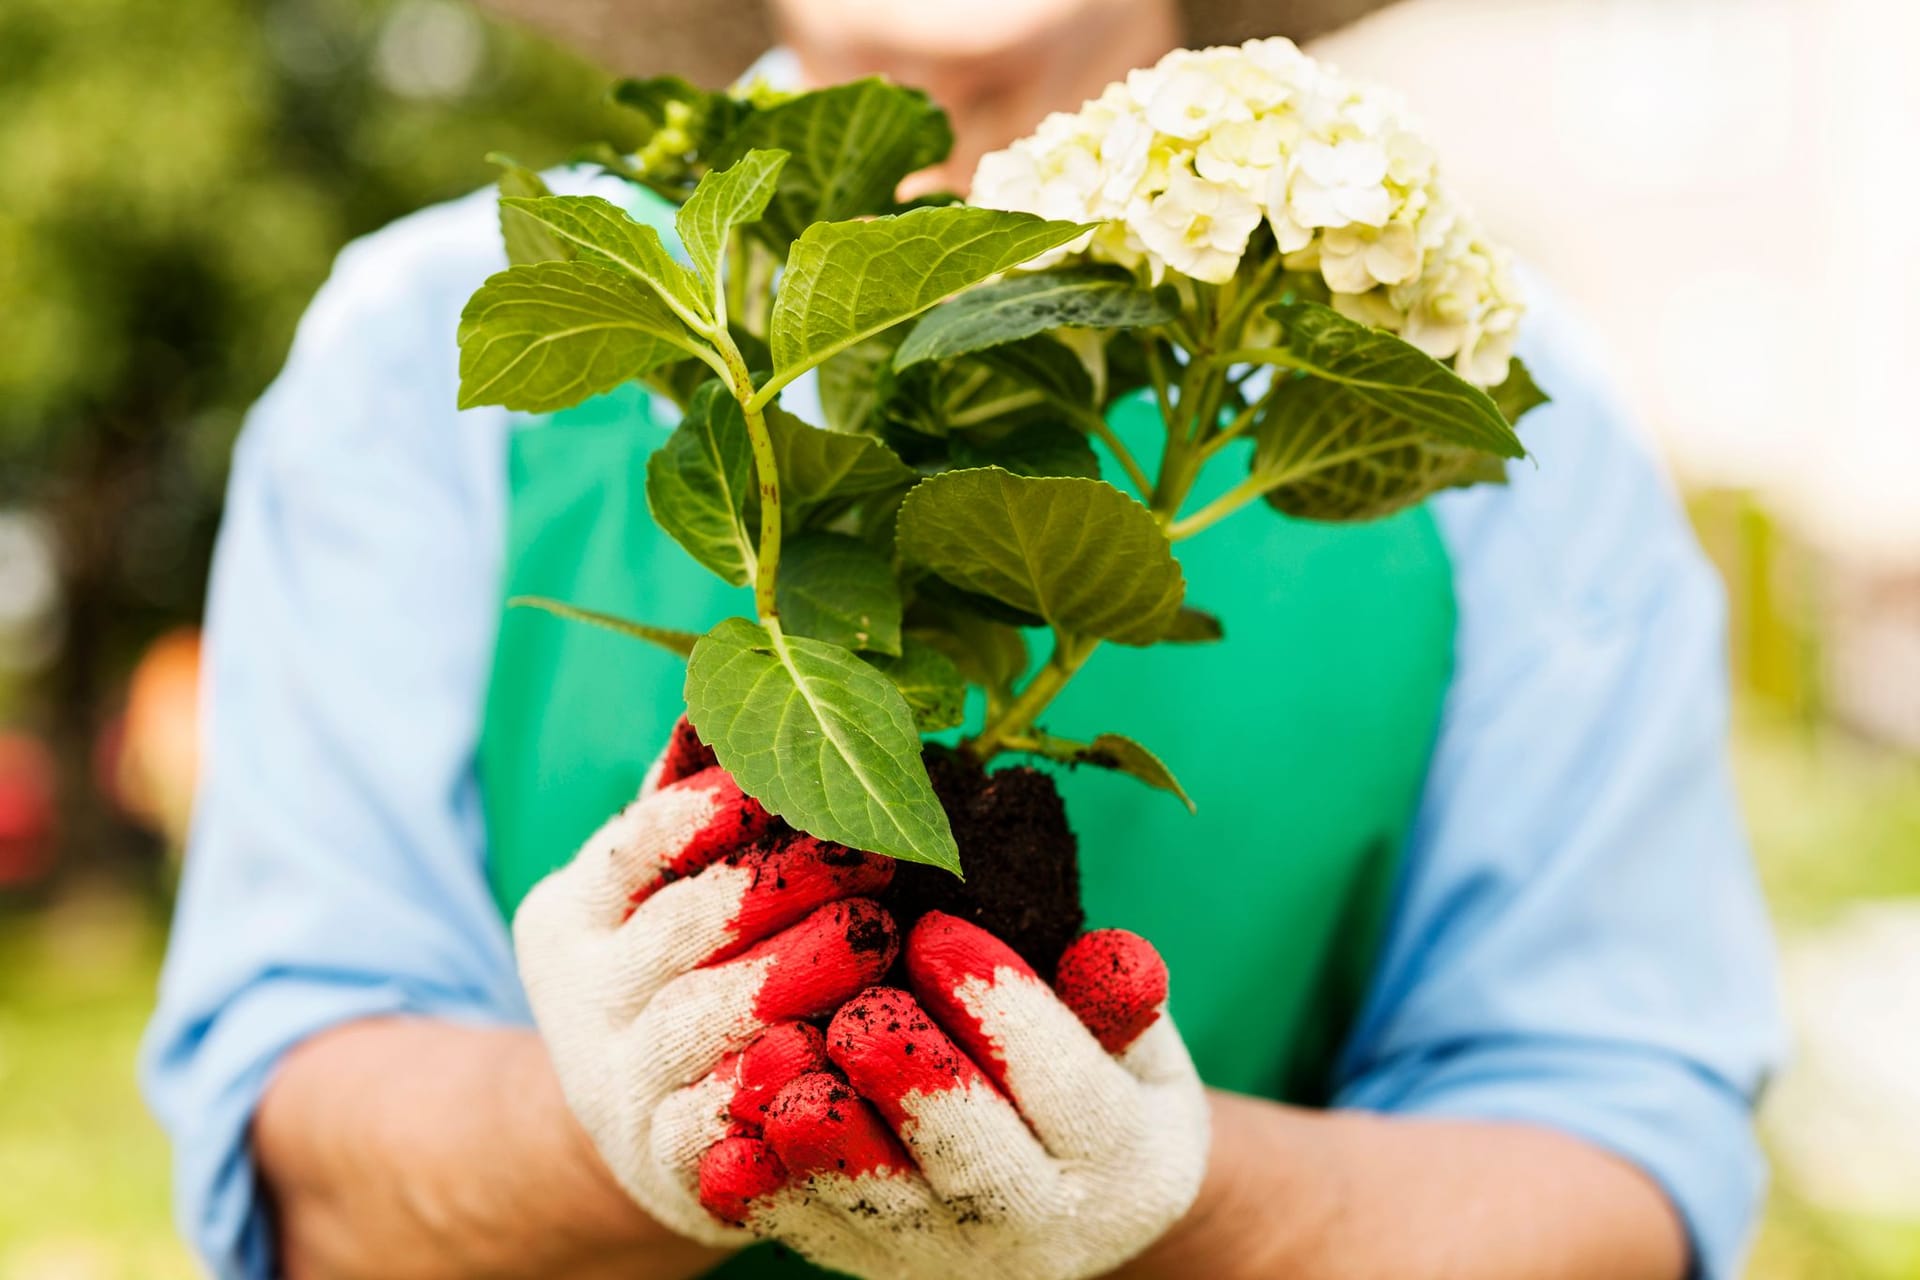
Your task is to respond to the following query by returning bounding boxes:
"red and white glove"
[513,722,902,1246]
[698,912,1212,1280]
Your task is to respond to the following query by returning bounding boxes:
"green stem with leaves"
[708,279,783,627]
[968,630,1097,762]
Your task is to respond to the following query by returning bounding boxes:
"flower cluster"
[971,39,1523,386]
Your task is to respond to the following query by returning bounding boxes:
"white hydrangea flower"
[1318,220,1421,292]
[1129,164,1263,285]
[1284,138,1393,230]
[970,36,1526,386]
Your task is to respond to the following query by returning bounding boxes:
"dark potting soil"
[878,748,1085,979]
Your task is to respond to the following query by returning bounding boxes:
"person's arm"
[137,173,657,1279]
[1224,290,1779,1280]
[1103,291,1776,1280]
[1126,1092,1684,1279]
[254,1021,720,1280]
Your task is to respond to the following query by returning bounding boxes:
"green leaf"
[978,335,1097,408]
[1014,730,1194,812]
[1162,606,1224,643]
[507,596,697,657]
[818,333,903,434]
[686,618,960,872]
[1490,356,1549,428]
[499,195,710,327]
[1077,734,1195,813]
[913,575,1046,630]
[1250,301,1527,522]
[895,268,1176,370]
[951,421,1100,479]
[765,207,1094,398]
[764,407,916,528]
[776,533,903,655]
[1263,301,1525,457]
[644,381,756,585]
[608,76,750,159]
[907,606,1029,702]
[866,638,965,732]
[676,149,790,291]
[897,468,1184,646]
[610,76,716,136]
[457,262,708,413]
[718,79,953,245]
[489,156,571,266]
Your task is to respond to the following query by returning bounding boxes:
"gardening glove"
[513,718,902,1246]
[698,911,1211,1280]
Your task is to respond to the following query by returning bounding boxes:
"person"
[141,1,1784,1277]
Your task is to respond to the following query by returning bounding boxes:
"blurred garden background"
[0,0,1915,1275]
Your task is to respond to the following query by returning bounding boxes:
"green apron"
[477,238,1457,1280]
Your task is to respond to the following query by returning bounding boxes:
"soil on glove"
[879,749,1085,979]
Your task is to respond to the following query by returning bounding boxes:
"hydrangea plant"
[456,39,1548,878]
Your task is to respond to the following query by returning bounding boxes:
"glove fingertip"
[698,1135,787,1226]
[727,1022,832,1131]
[904,909,1037,991]
[764,1070,911,1178]
[1055,929,1169,1055]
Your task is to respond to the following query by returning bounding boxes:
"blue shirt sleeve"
[137,185,534,1278]
[1334,284,1786,1279]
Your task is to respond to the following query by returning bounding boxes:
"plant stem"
[1069,405,1152,498]
[713,331,783,624]
[1145,335,1197,518]
[967,630,1096,762]
[947,389,1044,428]
[1214,253,1285,343]
[1167,431,1429,539]
[1167,474,1267,539]
[1198,377,1280,461]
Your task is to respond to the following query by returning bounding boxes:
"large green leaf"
[764,207,1093,399]
[685,617,960,872]
[895,269,1176,370]
[897,468,1184,645]
[489,156,571,266]
[776,533,903,655]
[717,78,953,245]
[507,596,698,657]
[764,407,916,528]
[499,195,710,327]
[676,148,789,292]
[1250,302,1527,522]
[644,381,756,585]
[865,638,966,732]
[457,262,708,413]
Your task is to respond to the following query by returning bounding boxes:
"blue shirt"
[140,170,1784,1279]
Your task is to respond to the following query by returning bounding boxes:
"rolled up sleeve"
[1334,290,1786,1280]
[138,187,530,1278]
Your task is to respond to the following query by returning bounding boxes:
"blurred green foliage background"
[0,1,1914,1277]
[0,0,632,871]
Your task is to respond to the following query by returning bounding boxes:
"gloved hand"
[513,720,903,1246]
[698,911,1212,1280]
